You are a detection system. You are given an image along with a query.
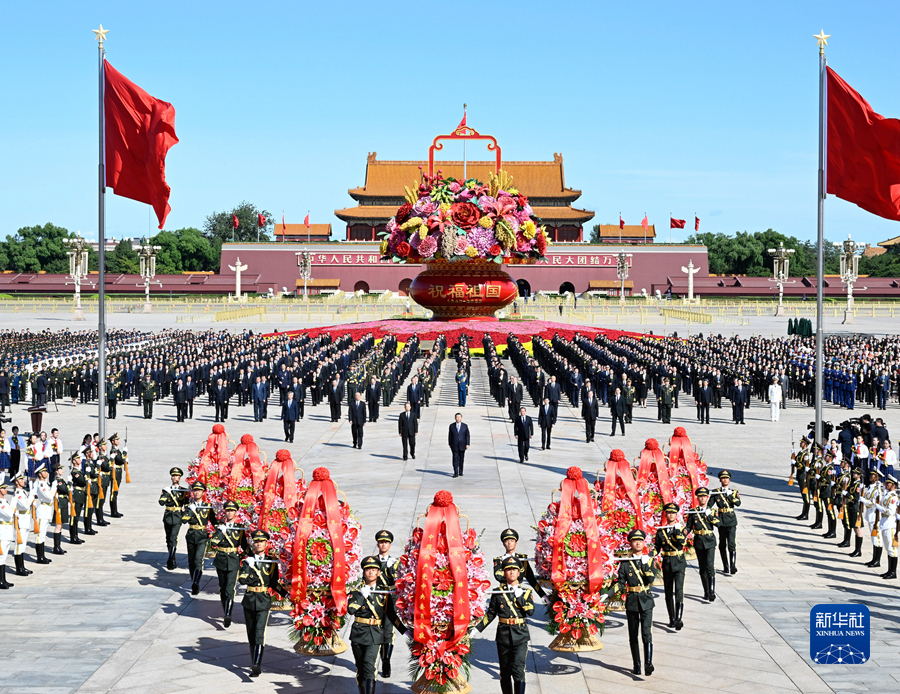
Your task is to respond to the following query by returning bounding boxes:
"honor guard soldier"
[861,469,884,569]
[791,437,812,520]
[108,433,126,518]
[616,528,657,676]
[476,555,535,694]
[845,466,865,557]
[141,375,156,419]
[654,502,686,630]
[238,529,289,677]
[374,530,401,678]
[349,555,407,694]
[493,528,546,598]
[714,470,741,575]
[71,452,95,537]
[107,375,119,419]
[0,478,15,588]
[32,462,56,564]
[820,455,838,539]
[182,481,215,595]
[12,471,35,576]
[94,439,111,527]
[159,467,189,570]
[809,446,825,530]
[877,473,899,580]
[685,487,720,601]
[53,461,79,548]
[209,500,249,627]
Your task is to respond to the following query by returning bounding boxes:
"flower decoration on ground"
[394,491,490,690]
[596,449,649,557]
[380,170,549,264]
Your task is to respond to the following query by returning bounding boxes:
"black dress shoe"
[452,473,458,478]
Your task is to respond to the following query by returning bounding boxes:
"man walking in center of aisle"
[513,406,533,464]
[281,390,300,443]
[349,391,367,450]
[538,396,555,450]
[609,386,626,437]
[583,386,599,442]
[448,413,470,478]
[398,401,417,461]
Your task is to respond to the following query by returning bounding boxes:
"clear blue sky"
[3,1,900,246]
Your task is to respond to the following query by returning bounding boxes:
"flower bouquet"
[379,170,549,265]
[667,427,710,559]
[534,467,612,652]
[394,491,490,694]
[288,467,362,657]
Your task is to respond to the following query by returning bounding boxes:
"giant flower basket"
[394,491,491,694]
[534,467,613,652]
[666,427,710,560]
[636,439,677,585]
[288,467,362,657]
[185,425,253,526]
[379,170,549,320]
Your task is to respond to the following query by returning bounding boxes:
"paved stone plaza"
[1,313,898,694]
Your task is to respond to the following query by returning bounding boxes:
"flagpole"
[462,103,467,179]
[814,30,830,447]
[94,25,108,443]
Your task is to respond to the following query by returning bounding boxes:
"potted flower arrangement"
[393,491,491,693]
[666,427,710,560]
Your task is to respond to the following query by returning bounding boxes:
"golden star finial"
[814,30,830,54]
[93,24,109,47]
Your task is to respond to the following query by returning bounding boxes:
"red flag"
[619,216,625,230]
[640,215,649,230]
[257,213,265,228]
[670,217,686,229]
[232,214,239,229]
[103,60,178,229]
[695,216,700,231]
[456,105,467,131]
[282,214,286,233]
[303,213,310,228]
[827,67,900,221]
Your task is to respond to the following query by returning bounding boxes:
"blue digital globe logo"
[810,604,869,665]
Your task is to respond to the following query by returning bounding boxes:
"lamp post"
[616,252,631,306]
[834,233,867,325]
[296,250,312,300]
[137,238,161,313]
[63,235,90,321]
[767,242,795,316]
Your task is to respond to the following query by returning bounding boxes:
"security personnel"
[182,481,215,595]
[349,555,407,694]
[0,479,15,588]
[210,500,248,627]
[654,502,686,630]
[791,437,812,520]
[158,467,189,570]
[878,473,899,580]
[493,528,546,598]
[238,529,288,677]
[616,528,657,676]
[12,471,35,576]
[32,462,56,564]
[108,433,126,518]
[374,530,401,678]
[685,487,720,601]
[94,439,111,527]
[714,470,741,575]
[71,452,95,537]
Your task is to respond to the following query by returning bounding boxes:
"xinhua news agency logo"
[809,604,869,665]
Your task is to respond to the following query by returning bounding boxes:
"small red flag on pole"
[232,213,239,229]
[640,215,649,230]
[303,213,310,228]
[695,216,700,231]
[257,213,265,228]
[670,217,686,229]
[456,104,467,131]
[619,215,624,230]
[282,212,286,243]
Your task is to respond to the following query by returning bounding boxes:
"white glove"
[245,557,256,568]
[361,585,372,598]
[640,555,651,565]
[842,491,848,496]
[815,475,820,480]
[188,502,197,511]
[513,586,524,598]
[704,508,712,516]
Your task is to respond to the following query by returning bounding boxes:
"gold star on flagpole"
[814,30,830,54]
[93,24,109,47]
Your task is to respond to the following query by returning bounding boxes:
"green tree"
[174,227,216,271]
[589,224,602,243]
[151,231,182,274]
[2,223,74,273]
[107,238,140,274]
[203,201,273,243]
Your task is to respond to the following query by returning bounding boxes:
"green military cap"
[70,451,82,461]
[870,469,884,477]
[251,530,270,542]
[501,528,519,542]
[53,461,64,471]
[361,555,381,570]
[852,467,862,475]
[375,530,393,543]
[695,487,710,497]
[109,433,119,442]
[718,470,731,480]
[663,502,679,513]
[223,500,239,511]
[627,529,646,542]
[190,481,206,491]
[169,467,184,476]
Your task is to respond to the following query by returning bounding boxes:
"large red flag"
[827,67,900,221]
[104,60,178,229]
[670,217,686,229]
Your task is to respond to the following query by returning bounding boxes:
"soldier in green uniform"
[845,466,865,557]
[834,457,852,547]
[83,448,106,528]
[493,528,546,598]
[182,481,215,595]
[685,487,720,601]
[714,470,741,575]
[659,377,674,424]
[477,555,535,694]
[382,368,392,407]
[616,528,658,676]
[158,467,189,570]
[820,454,837,539]
[654,502,687,630]
[374,530,401,678]
[70,452,95,537]
[238,529,289,677]
[791,436,811,520]
[348,555,407,694]
[108,433,126,518]
[210,500,249,627]
[809,445,825,530]
[51,461,80,550]
[95,439,111,527]
[141,375,156,419]
[107,376,119,419]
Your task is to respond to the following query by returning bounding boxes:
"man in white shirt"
[768,378,782,422]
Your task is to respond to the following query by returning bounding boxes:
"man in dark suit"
[513,406,533,464]
[407,376,424,420]
[582,387,600,442]
[174,378,187,422]
[609,386,626,437]
[328,377,344,422]
[35,370,48,407]
[348,391,367,449]
[185,375,196,419]
[0,370,9,413]
[506,377,524,422]
[365,376,382,423]
[697,378,712,424]
[538,397,556,450]
[570,367,583,408]
[214,378,230,422]
[730,378,749,424]
[448,413,470,478]
[281,390,300,442]
[290,377,306,419]
[398,401,418,460]
[544,375,562,419]
[252,376,267,422]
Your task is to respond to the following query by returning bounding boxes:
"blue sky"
[3,1,900,246]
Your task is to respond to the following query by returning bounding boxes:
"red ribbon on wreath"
[228,434,266,499]
[291,467,348,615]
[413,491,470,651]
[197,423,228,484]
[259,449,300,531]
[551,467,604,593]
[600,449,643,530]
[637,438,674,504]
[669,427,701,506]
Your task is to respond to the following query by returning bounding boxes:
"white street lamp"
[767,242,795,316]
[63,235,90,321]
